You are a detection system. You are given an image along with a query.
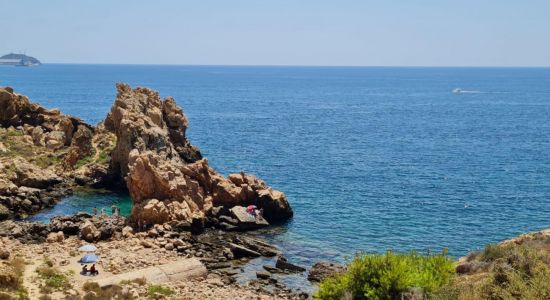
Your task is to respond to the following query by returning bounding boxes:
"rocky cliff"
[104,84,293,226]
[0,87,102,218]
[0,84,293,227]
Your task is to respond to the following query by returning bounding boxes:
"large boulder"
[64,125,94,167]
[0,179,18,195]
[10,158,62,189]
[0,204,9,221]
[0,87,31,127]
[308,261,346,282]
[80,220,100,242]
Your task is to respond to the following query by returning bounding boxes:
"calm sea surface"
[1,65,549,266]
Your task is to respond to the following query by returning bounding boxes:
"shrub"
[0,258,29,299]
[120,277,147,286]
[146,285,173,299]
[36,262,71,294]
[436,239,550,300]
[75,153,95,168]
[82,282,133,300]
[315,250,455,300]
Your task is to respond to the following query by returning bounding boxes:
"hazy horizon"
[2,0,550,67]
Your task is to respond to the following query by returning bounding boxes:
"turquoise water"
[25,190,132,222]
[1,65,549,265]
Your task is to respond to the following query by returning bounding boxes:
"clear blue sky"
[2,0,549,66]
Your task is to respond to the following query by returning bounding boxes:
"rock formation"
[0,84,293,228]
[104,83,293,226]
[0,87,106,218]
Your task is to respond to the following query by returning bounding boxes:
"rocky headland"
[0,84,306,299]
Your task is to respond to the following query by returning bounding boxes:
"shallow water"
[2,65,549,266]
[24,190,132,223]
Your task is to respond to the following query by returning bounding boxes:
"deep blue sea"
[1,65,549,266]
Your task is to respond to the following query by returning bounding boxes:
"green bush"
[147,284,173,299]
[75,155,94,168]
[36,262,71,294]
[435,239,550,300]
[315,250,455,300]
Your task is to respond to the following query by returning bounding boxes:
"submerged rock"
[275,256,306,273]
[308,261,346,282]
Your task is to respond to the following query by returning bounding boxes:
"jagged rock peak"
[103,83,202,177]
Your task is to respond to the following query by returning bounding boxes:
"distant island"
[0,53,41,66]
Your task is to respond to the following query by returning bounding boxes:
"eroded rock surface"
[0,87,121,218]
[104,84,293,226]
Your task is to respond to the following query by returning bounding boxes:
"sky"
[1,0,550,66]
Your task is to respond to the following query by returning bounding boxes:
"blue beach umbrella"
[78,244,97,252]
[79,254,99,264]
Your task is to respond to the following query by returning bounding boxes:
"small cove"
[24,190,132,223]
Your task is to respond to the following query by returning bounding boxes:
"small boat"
[452,88,462,94]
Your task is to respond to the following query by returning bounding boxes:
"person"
[92,207,98,216]
[111,204,117,216]
[90,264,98,275]
[259,208,264,219]
[246,205,257,218]
[100,208,105,217]
[81,265,88,275]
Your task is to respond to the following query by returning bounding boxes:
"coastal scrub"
[315,250,454,300]
[435,233,550,300]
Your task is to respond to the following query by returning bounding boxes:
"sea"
[1,65,549,268]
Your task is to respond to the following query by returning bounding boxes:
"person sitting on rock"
[92,207,98,217]
[90,264,99,275]
[246,205,257,218]
[81,265,88,275]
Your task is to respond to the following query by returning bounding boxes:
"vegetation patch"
[33,154,61,168]
[35,258,72,294]
[119,277,147,286]
[96,150,110,165]
[75,154,94,169]
[146,284,173,299]
[82,282,133,300]
[315,250,455,300]
[0,257,29,300]
[435,237,550,300]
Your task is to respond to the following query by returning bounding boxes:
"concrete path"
[93,258,207,287]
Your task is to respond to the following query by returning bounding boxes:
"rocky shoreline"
[0,84,327,299]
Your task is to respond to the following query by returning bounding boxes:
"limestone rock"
[64,125,94,167]
[122,226,134,238]
[80,220,100,242]
[45,130,65,150]
[102,84,292,227]
[229,205,269,230]
[308,261,346,282]
[0,179,18,195]
[0,249,9,260]
[104,83,202,177]
[0,204,9,221]
[46,231,64,243]
[275,256,306,273]
[11,158,62,189]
